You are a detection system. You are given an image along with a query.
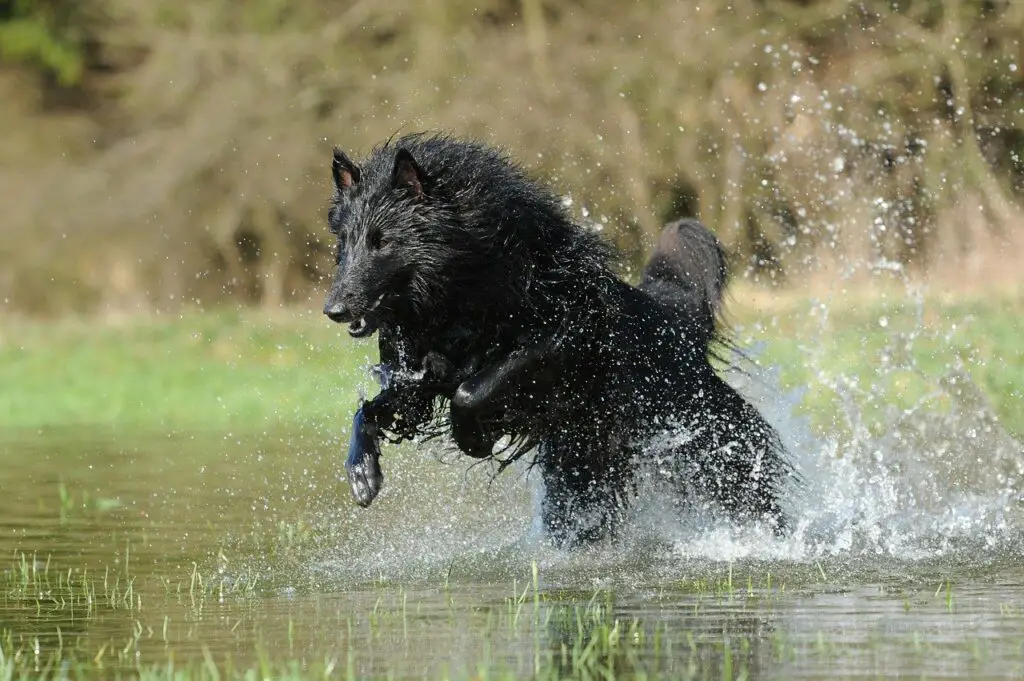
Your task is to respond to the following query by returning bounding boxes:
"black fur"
[639,218,728,347]
[323,135,611,344]
[324,132,795,547]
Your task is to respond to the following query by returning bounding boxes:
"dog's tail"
[638,218,729,349]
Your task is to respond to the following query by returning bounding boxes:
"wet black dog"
[323,133,794,546]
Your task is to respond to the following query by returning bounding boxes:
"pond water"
[2,370,1023,681]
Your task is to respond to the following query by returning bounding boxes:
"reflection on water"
[1,419,1023,678]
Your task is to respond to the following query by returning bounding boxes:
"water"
[2,358,1024,681]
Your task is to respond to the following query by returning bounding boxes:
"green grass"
[0,288,1021,436]
[730,286,1024,437]
[0,550,774,681]
[0,307,376,432]
[3,549,1023,681]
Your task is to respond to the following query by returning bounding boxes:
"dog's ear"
[392,148,425,199]
[332,147,361,191]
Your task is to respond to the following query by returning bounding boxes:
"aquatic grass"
[0,638,11,681]
[56,481,123,526]
[1,551,141,617]
[936,580,956,613]
[3,566,1024,680]
[1,550,810,680]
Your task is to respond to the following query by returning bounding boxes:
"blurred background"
[2,7,1024,678]
[2,0,1021,316]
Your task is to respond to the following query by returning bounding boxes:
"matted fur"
[324,132,796,547]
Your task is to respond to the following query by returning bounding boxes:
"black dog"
[323,133,794,546]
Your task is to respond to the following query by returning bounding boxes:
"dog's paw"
[345,405,384,507]
[346,450,383,507]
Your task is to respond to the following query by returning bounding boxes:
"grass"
[1,285,1021,437]
[0,306,375,433]
[3,549,1023,680]
[0,550,761,681]
[730,284,1024,437]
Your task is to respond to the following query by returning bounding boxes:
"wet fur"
[324,132,795,547]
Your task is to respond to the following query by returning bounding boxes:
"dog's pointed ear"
[332,147,361,191]
[392,148,425,198]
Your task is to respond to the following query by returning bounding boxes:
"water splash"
[305,295,1023,587]
[612,330,1024,568]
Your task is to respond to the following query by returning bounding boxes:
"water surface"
[2,395,1023,679]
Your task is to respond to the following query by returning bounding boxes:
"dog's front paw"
[346,451,383,507]
[345,405,384,507]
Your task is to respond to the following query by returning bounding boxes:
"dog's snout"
[323,301,353,324]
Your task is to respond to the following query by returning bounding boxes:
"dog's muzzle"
[323,294,385,338]
[323,301,354,324]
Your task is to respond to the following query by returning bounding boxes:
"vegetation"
[0,0,100,85]
[1,0,1022,313]
[1,287,1019,436]
[2,549,1018,681]
[0,307,373,431]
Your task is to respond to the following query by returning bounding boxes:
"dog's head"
[322,145,456,337]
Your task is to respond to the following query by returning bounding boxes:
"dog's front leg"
[344,384,439,506]
[376,348,503,459]
[344,344,439,507]
[450,304,594,413]
[451,343,554,412]
[344,358,399,507]
[446,342,557,458]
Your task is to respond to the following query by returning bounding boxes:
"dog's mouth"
[347,317,377,338]
[346,294,386,338]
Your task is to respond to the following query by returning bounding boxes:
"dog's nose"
[323,301,353,323]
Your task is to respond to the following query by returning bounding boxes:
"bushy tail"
[638,218,729,349]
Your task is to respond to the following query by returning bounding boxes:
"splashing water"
[613,274,1024,570]
[310,291,1023,587]
[617,358,1024,566]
